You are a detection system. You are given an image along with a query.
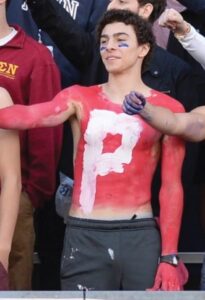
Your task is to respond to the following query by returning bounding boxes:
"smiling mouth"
[106,57,120,60]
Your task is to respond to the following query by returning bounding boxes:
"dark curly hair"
[138,0,166,23]
[96,9,155,72]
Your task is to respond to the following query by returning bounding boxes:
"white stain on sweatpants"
[77,284,94,291]
[69,247,79,260]
[108,248,115,260]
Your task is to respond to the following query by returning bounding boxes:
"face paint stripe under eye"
[119,42,129,48]
[100,46,107,52]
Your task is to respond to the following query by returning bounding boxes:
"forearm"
[159,137,185,254]
[176,25,205,70]
[139,103,180,135]
[151,181,185,291]
[159,188,183,254]
[160,8,205,69]
[151,136,186,291]
[142,103,205,142]
[0,92,72,130]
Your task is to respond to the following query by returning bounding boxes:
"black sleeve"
[143,46,198,112]
[27,0,95,69]
[178,0,205,15]
[174,64,198,112]
[87,0,109,31]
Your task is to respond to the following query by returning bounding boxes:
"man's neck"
[103,71,151,104]
[0,20,12,39]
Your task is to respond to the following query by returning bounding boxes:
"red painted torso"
[65,85,183,219]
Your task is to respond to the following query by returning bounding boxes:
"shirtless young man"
[0,10,185,291]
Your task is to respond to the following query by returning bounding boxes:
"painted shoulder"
[60,84,98,103]
[149,90,185,113]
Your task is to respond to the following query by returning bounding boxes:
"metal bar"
[0,291,205,300]
[179,252,204,264]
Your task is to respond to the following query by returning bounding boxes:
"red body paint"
[0,85,185,254]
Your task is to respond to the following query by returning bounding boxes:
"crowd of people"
[0,0,205,292]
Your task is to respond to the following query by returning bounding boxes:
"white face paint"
[79,109,142,214]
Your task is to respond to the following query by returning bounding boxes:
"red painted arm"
[160,135,185,254]
[0,88,75,130]
[151,134,185,291]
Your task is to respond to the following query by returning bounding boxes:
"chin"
[105,66,122,74]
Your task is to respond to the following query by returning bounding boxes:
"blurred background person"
[0,88,21,290]
[1,0,62,290]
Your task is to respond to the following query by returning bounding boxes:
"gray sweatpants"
[61,217,161,290]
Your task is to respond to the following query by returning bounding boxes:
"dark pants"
[61,217,161,290]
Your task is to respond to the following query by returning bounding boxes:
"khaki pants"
[9,192,35,290]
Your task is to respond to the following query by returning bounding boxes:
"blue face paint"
[100,45,107,52]
[118,42,129,48]
[99,41,129,51]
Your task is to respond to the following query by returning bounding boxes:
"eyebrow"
[100,32,130,39]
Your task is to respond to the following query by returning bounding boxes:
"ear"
[138,3,153,20]
[138,43,150,59]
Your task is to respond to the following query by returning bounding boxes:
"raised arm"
[151,133,185,290]
[0,88,21,290]
[158,8,205,70]
[27,0,95,69]
[123,91,205,142]
[0,87,76,130]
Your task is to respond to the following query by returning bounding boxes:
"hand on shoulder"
[122,91,146,115]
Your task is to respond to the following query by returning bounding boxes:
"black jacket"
[179,0,205,15]
[168,8,205,107]
[8,0,108,87]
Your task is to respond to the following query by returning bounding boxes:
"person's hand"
[148,262,188,291]
[0,261,9,290]
[158,8,190,36]
[122,91,146,115]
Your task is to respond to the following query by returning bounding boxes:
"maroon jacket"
[0,26,62,207]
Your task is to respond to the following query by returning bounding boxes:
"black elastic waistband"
[67,216,157,230]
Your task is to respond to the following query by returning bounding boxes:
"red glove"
[148,261,188,291]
